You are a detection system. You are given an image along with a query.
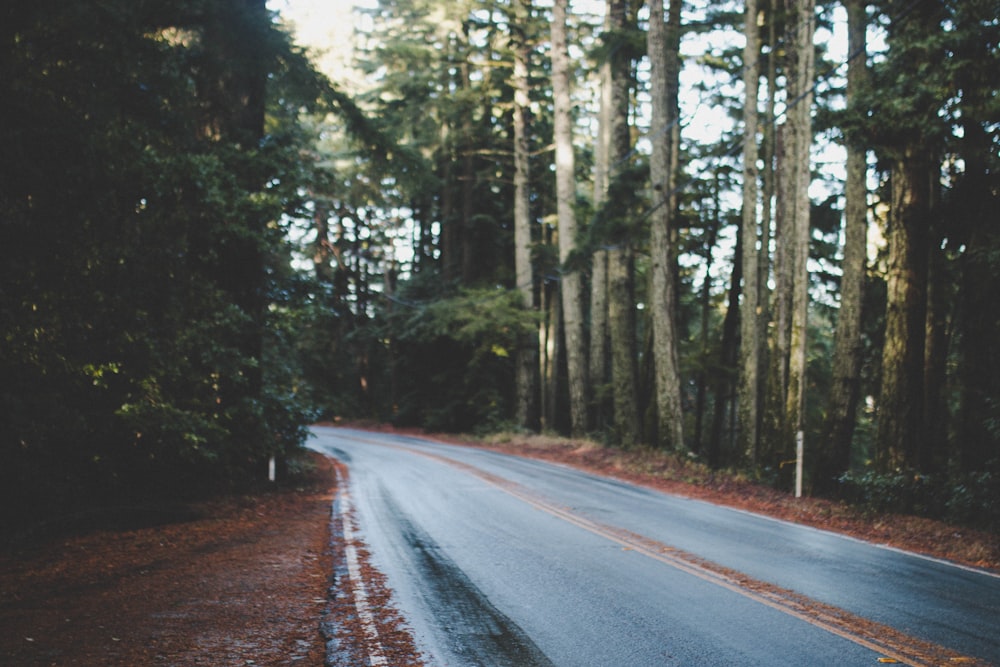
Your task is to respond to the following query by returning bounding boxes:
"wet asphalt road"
[308,426,1000,666]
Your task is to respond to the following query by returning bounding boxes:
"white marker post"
[268,456,276,482]
[795,431,804,499]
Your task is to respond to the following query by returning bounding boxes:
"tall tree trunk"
[609,245,641,444]
[957,202,998,473]
[877,148,931,471]
[922,212,948,472]
[783,0,814,472]
[956,132,999,475]
[589,249,610,428]
[310,200,335,285]
[541,267,563,431]
[711,223,743,467]
[737,0,762,462]
[605,0,640,445]
[440,122,458,282]
[757,0,778,455]
[694,215,720,455]
[589,5,614,432]
[460,28,477,285]
[822,0,868,487]
[647,0,684,451]
[764,122,792,464]
[552,0,589,437]
[512,0,538,430]
[587,248,611,430]
[875,1,946,474]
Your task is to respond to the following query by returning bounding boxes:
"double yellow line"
[345,432,988,667]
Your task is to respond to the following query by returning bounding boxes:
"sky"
[268,0,872,279]
[268,0,370,84]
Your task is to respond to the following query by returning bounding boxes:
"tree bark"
[605,0,640,445]
[877,147,931,471]
[956,134,997,474]
[763,123,791,464]
[783,0,814,470]
[589,3,614,431]
[512,0,538,430]
[710,221,743,467]
[609,246,641,444]
[460,29,477,285]
[822,0,868,486]
[541,267,563,432]
[647,0,685,451]
[552,0,589,437]
[737,0,762,463]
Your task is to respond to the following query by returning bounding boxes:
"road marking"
[332,463,390,667]
[335,433,988,667]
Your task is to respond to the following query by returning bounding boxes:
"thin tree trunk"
[822,0,868,486]
[711,220,742,467]
[589,9,613,433]
[647,0,684,451]
[737,0,762,462]
[694,216,719,454]
[956,95,997,474]
[922,213,948,472]
[605,0,640,445]
[783,0,814,471]
[460,39,476,285]
[757,0,777,454]
[512,0,537,429]
[440,122,458,282]
[552,0,589,437]
[764,125,791,464]
[609,245,641,444]
[589,248,610,428]
[541,269,562,431]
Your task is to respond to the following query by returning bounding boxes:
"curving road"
[309,426,1000,666]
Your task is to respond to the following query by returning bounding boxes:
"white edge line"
[335,470,390,667]
[312,428,1000,579]
[717,503,1000,580]
[367,433,1000,581]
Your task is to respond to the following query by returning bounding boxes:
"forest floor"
[0,452,337,667]
[1,426,997,667]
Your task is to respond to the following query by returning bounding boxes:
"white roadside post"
[795,431,804,499]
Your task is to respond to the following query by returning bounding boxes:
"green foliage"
[386,286,541,433]
[0,0,329,525]
[583,162,650,258]
[838,469,1000,531]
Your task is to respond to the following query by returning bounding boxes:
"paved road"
[309,426,1000,666]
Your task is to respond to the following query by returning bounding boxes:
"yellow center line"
[337,432,988,667]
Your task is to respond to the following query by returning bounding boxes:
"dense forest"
[1,0,333,522]
[3,0,999,529]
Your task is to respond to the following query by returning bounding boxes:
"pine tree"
[553,0,590,437]
[647,0,685,451]
[822,0,868,487]
[737,0,763,463]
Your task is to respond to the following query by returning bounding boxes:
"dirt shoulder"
[0,452,336,667]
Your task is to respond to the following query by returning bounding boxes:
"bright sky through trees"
[269,0,867,287]
[269,0,373,85]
